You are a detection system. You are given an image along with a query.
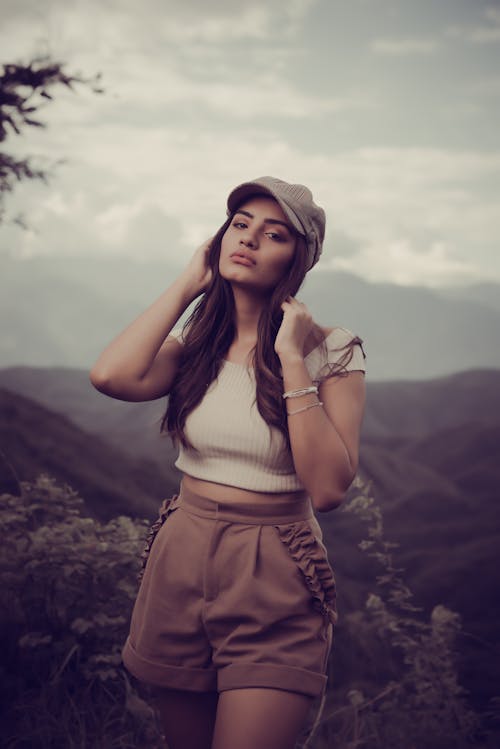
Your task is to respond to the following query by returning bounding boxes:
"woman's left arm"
[276,298,366,513]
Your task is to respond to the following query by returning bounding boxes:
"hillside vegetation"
[1,474,495,749]
[1,368,499,745]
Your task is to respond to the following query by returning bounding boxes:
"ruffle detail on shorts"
[138,494,179,583]
[274,520,338,628]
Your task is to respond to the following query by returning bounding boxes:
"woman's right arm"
[89,240,212,402]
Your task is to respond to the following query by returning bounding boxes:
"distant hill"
[326,417,500,711]
[361,369,500,438]
[300,270,500,379]
[0,387,178,521]
[0,254,147,370]
[1,365,500,466]
[0,364,179,476]
[438,281,500,314]
[2,253,500,379]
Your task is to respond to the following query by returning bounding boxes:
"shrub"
[0,474,163,748]
[1,473,494,748]
[308,476,487,749]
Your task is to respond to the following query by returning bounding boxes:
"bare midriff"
[181,473,308,505]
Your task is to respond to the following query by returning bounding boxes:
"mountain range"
[2,252,500,380]
[1,364,498,711]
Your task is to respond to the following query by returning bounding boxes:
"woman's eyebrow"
[235,209,293,231]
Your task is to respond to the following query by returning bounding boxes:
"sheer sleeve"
[169,327,185,343]
[306,326,366,382]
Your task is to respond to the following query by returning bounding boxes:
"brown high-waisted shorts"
[122,484,337,698]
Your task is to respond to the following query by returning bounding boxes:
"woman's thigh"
[155,687,219,749]
[212,687,313,749]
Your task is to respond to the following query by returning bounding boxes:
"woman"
[90,176,366,749]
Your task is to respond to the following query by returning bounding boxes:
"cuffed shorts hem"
[123,639,326,698]
[218,663,327,698]
[122,639,217,692]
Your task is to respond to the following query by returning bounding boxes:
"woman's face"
[219,195,297,292]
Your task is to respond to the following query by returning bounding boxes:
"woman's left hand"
[274,296,314,359]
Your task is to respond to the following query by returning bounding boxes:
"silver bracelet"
[283,385,318,400]
[287,401,323,416]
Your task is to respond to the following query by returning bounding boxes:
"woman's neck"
[231,285,268,341]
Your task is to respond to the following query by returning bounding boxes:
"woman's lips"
[230,253,255,267]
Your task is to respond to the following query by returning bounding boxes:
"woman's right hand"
[180,238,214,299]
[90,237,215,401]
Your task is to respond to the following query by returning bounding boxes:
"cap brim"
[227,182,305,236]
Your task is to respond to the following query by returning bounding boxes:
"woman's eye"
[265,232,284,242]
[233,221,247,229]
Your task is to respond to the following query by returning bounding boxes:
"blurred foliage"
[0,54,104,228]
[0,474,162,748]
[305,476,496,749]
[0,473,497,748]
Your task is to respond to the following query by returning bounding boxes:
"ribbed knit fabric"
[170,326,365,492]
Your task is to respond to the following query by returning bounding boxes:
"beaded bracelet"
[283,385,318,400]
[287,401,323,416]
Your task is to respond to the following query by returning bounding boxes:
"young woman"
[90,176,366,749]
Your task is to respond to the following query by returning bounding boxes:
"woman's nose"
[239,232,257,248]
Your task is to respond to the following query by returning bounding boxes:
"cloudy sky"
[1,0,499,287]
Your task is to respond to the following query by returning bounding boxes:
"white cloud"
[0,0,359,132]
[0,0,319,61]
[106,64,364,120]
[371,37,439,56]
[444,5,500,45]
[1,0,499,288]
[153,0,318,44]
[326,238,483,287]
[4,127,500,286]
[147,5,273,43]
[323,148,500,260]
[467,75,500,96]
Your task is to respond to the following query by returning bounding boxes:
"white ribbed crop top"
[170,326,366,493]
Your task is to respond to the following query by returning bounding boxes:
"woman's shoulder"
[305,324,358,355]
[305,323,366,375]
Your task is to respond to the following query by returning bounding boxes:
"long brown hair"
[161,203,364,448]
[161,202,310,447]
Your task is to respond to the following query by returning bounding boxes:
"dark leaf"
[23,117,46,128]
